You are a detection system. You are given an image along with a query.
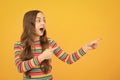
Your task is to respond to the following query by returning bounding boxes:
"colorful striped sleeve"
[49,39,86,64]
[14,42,41,73]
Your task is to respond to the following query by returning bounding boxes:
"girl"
[14,10,101,80]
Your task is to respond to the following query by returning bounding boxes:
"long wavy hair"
[20,10,51,78]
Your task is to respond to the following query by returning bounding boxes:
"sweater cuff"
[78,48,86,56]
[81,48,86,54]
[36,56,41,65]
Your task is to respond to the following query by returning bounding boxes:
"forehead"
[36,12,45,18]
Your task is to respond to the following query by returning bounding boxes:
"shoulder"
[14,41,22,47]
[48,38,57,47]
[48,38,56,43]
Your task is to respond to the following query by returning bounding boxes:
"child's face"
[35,12,46,36]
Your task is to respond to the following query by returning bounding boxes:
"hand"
[82,38,102,52]
[38,47,58,62]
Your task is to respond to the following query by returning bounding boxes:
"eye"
[43,17,46,23]
[38,19,41,22]
[36,19,41,23]
[43,19,46,23]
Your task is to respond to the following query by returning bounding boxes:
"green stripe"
[24,74,52,80]
[30,68,42,72]
[66,57,70,64]
[15,58,21,63]
[78,49,84,56]
[81,49,85,55]
[53,47,60,54]
[72,53,77,62]
[15,51,21,55]
[34,41,40,44]
[59,52,67,60]
[51,40,55,46]
[33,58,38,66]
[48,39,52,43]
[14,43,22,47]
[32,49,42,53]
[17,64,21,72]
[24,61,30,70]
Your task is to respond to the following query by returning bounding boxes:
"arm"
[49,38,102,64]
[49,40,86,64]
[14,42,42,73]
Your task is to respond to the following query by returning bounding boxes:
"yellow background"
[0,0,120,80]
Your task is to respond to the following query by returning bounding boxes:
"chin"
[40,34,44,36]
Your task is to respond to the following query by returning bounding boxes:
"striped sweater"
[14,39,86,79]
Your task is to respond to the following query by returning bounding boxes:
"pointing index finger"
[96,38,102,42]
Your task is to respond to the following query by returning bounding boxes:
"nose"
[40,21,45,27]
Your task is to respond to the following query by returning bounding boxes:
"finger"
[96,38,102,42]
[51,47,58,51]
[91,43,98,49]
[93,38,102,43]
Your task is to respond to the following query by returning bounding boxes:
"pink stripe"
[74,52,80,59]
[28,60,32,68]
[69,57,73,64]
[16,60,22,66]
[20,63,24,73]
[29,71,51,76]
[33,52,42,54]
[29,72,44,75]
[36,57,41,64]
[33,53,42,56]
[34,44,41,47]
[55,49,63,57]
[50,78,53,80]
[81,48,86,54]
[34,54,39,56]
[52,43,57,48]
[14,47,21,50]
[15,54,20,58]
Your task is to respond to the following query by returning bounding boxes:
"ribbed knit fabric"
[14,39,86,79]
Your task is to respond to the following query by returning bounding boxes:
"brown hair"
[20,10,51,78]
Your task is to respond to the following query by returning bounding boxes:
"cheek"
[34,27,39,33]
[35,24,38,28]
[34,29,41,36]
[35,24,39,30]
[35,28,39,33]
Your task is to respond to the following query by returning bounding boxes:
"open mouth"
[39,28,44,32]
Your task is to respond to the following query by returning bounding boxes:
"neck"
[34,36,40,41]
